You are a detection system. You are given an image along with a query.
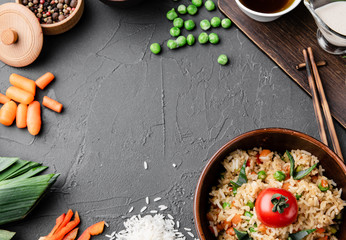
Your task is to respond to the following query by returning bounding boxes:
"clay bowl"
[194,128,346,240]
[15,0,84,35]
[99,0,144,7]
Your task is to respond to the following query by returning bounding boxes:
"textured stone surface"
[0,0,345,239]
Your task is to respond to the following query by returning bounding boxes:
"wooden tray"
[219,0,346,128]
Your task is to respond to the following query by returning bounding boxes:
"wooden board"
[219,0,346,128]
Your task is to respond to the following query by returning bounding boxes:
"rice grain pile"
[207,148,345,240]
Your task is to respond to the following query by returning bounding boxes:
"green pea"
[318,181,329,192]
[209,33,219,44]
[184,19,196,31]
[176,36,187,47]
[173,18,184,28]
[170,27,181,37]
[221,18,232,28]
[295,194,302,200]
[167,39,178,49]
[210,16,221,27]
[177,4,187,14]
[257,170,267,180]
[200,19,211,31]
[192,0,203,7]
[217,54,228,65]
[205,0,216,11]
[186,34,195,46]
[249,227,256,232]
[246,201,255,209]
[222,202,230,209]
[187,4,198,15]
[274,171,286,181]
[198,32,209,44]
[150,43,161,54]
[244,211,253,218]
[295,165,304,172]
[166,8,178,21]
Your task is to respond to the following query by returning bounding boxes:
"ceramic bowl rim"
[193,127,346,240]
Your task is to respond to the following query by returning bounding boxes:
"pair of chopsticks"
[302,47,343,160]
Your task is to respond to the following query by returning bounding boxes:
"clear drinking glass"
[304,0,346,55]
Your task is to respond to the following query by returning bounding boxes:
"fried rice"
[207,148,345,240]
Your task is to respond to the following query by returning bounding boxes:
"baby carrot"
[42,96,63,113]
[16,104,27,128]
[27,101,41,136]
[36,72,55,90]
[0,93,10,104]
[9,73,36,96]
[0,101,17,126]
[6,86,34,105]
[77,221,105,240]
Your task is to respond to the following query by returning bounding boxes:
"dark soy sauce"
[239,0,295,13]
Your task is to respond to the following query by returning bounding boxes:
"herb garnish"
[229,160,248,196]
[234,228,253,240]
[286,151,317,180]
[288,229,316,240]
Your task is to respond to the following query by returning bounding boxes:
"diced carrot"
[216,223,223,231]
[258,224,267,233]
[27,101,41,136]
[0,93,10,104]
[231,214,241,225]
[6,86,34,104]
[62,228,78,240]
[42,96,63,113]
[282,182,291,190]
[222,220,232,229]
[321,179,328,188]
[230,201,235,208]
[77,221,105,240]
[256,153,261,164]
[0,101,17,126]
[48,211,80,240]
[48,213,66,237]
[259,149,271,158]
[36,72,55,90]
[225,227,235,235]
[16,103,27,128]
[9,73,36,96]
[316,228,325,233]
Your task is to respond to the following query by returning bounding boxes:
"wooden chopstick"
[307,47,344,160]
[302,48,328,146]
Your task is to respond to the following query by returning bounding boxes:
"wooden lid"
[0,3,43,67]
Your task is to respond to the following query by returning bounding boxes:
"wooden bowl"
[99,0,144,7]
[15,0,84,35]
[194,128,346,240]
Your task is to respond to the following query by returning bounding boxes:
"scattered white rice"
[159,205,168,211]
[112,214,186,240]
[128,206,134,213]
[146,197,149,204]
[187,232,194,238]
[176,221,180,228]
[144,161,148,170]
[173,163,177,168]
[184,228,191,231]
[167,214,174,220]
[154,197,161,202]
[140,206,147,213]
[150,210,158,214]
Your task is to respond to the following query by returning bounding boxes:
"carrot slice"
[77,221,105,240]
[0,93,10,104]
[48,213,66,237]
[0,101,17,126]
[55,210,74,234]
[9,73,36,96]
[16,103,27,128]
[42,96,63,113]
[36,72,55,90]
[62,228,78,240]
[48,211,80,240]
[27,101,41,136]
[6,86,34,105]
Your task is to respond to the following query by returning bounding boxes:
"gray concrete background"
[0,0,345,239]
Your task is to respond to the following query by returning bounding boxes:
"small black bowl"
[194,128,346,240]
